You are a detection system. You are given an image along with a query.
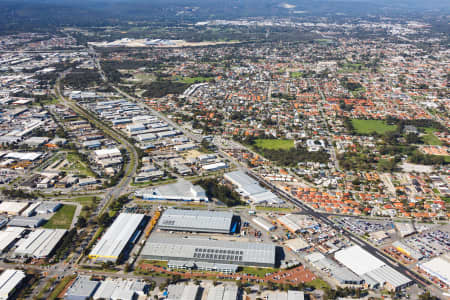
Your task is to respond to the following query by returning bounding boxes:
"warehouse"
[266,291,305,300]
[14,229,66,258]
[224,171,283,205]
[334,246,412,291]
[277,214,320,233]
[166,283,199,300]
[8,216,45,228]
[157,208,236,234]
[418,254,450,287]
[252,217,276,232]
[141,233,277,268]
[0,202,29,216]
[136,180,208,202]
[206,285,239,300]
[0,227,24,252]
[65,276,99,300]
[89,213,147,263]
[285,237,310,252]
[0,269,26,300]
[93,278,148,300]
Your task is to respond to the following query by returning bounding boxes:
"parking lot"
[403,226,450,259]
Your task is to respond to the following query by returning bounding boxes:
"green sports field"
[254,139,294,150]
[351,119,397,135]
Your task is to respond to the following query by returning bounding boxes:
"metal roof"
[167,284,199,300]
[138,180,208,202]
[14,229,66,258]
[419,254,450,286]
[89,213,145,261]
[65,276,99,299]
[334,245,385,275]
[0,269,25,300]
[158,208,233,233]
[206,285,238,300]
[0,227,24,252]
[364,265,411,288]
[142,234,276,267]
[93,278,147,299]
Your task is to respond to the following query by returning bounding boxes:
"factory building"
[166,284,199,300]
[267,291,305,300]
[65,276,100,300]
[334,246,412,291]
[135,179,208,202]
[141,233,277,270]
[206,285,239,300]
[277,214,320,233]
[0,227,24,253]
[418,254,450,288]
[157,208,237,234]
[0,202,29,216]
[252,217,276,232]
[93,278,148,300]
[14,229,66,258]
[224,171,283,205]
[89,213,147,263]
[0,269,26,300]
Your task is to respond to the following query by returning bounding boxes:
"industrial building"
[206,285,239,300]
[93,278,148,300]
[141,233,277,270]
[0,269,26,300]
[0,202,29,216]
[277,214,320,233]
[166,283,199,300]
[224,171,283,205]
[89,213,147,262]
[65,276,99,300]
[252,216,276,232]
[418,254,450,288]
[14,229,66,258]
[285,237,310,252]
[158,208,236,234]
[135,179,208,202]
[334,246,412,291]
[0,227,24,252]
[267,290,305,300]
[8,216,45,228]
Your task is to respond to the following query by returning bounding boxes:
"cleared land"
[351,119,397,135]
[422,128,442,146]
[44,204,76,229]
[254,139,294,150]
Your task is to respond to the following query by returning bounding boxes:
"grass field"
[62,152,95,177]
[307,278,330,290]
[421,128,442,146]
[176,76,215,84]
[290,71,303,78]
[254,139,294,150]
[239,266,278,277]
[44,204,76,229]
[351,119,397,135]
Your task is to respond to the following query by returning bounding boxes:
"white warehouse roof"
[419,254,450,286]
[334,245,385,276]
[158,208,233,233]
[14,229,66,258]
[0,227,24,252]
[0,269,26,300]
[89,213,145,261]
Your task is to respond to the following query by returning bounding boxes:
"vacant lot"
[44,204,76,229]
[254,139,294,150]
[422,127,442,146]
[351,119,397,135]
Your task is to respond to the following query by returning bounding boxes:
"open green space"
[60,196,98,206]
[306,278,330,290]
[175,76,215,84]
[421,128,442,146]
[351,119,397,135]
[254,139,294,150]
[290,71,303,78]
[239,266,278,277]
[44,204,76,229]
[62,152,96,177]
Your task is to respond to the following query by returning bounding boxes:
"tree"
[75,216,87,228]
